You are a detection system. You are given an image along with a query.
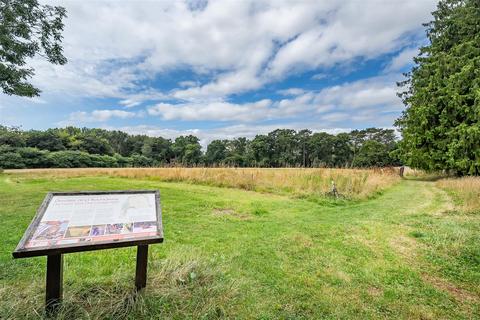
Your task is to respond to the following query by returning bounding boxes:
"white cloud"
[264,1,434,79]
[311,73,327,80]
[118,91,167,108]
[119,99,141,108]
[91,110,136,121]
[178,80,198,88]
[315,75,403,110]
[277,88,305,96]
[63,109,137,124]
[146,74,403,123]
[321,112,350,123]
[31,0,435,104]
[147,99,273,121]
[384,47,419,72]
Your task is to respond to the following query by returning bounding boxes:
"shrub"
[0,146,26,169]
[17,147,50,168]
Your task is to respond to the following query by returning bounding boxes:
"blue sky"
[0,0,437,146]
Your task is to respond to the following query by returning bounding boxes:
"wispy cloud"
[384,47,419,72]
[61,109,138,125]
[145,74,403,123]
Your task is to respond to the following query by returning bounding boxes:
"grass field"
[436,177,480,213]
[5,167,400,200]
[0,170,479,319]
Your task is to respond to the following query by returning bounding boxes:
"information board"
[13,190,163,258]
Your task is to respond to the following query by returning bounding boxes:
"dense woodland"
[0,125,400,169]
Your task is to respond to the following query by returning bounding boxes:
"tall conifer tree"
[396,0,480,175]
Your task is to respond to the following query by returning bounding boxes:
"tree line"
[0,126,400,169]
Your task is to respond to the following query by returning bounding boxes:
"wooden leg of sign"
[45,254,63,315]
[135,245,148,291]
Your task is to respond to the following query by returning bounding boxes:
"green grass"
[0,173,479,319]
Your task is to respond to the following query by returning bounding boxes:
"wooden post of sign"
[399,166,405,177]
[135,245,148,291]
[45,254,63,315]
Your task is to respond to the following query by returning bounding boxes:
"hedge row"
[0,146,157,169]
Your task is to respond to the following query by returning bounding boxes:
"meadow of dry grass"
[5,167,400,200]
[436,177,480,213]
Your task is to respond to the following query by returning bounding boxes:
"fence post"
[331,180,338,198]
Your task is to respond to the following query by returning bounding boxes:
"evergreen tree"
[396,0,480,175]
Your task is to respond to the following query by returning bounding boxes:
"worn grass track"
[0,173,478,319]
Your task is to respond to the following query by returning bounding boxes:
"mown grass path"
[0,175,478,319]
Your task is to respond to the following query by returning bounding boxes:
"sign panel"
[13,190,163,258]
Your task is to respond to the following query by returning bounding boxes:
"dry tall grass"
[436,177,480,213]
[4,167,400,199]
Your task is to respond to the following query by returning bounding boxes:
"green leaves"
[0,0,67,97]
[396,0,480,176]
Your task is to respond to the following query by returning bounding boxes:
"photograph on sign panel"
[65,226,91,238]
[122,223,134,233]
[31,221,68,241]
[106,223,123,235]
[133,221,157,233]
[90,224,106,236]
